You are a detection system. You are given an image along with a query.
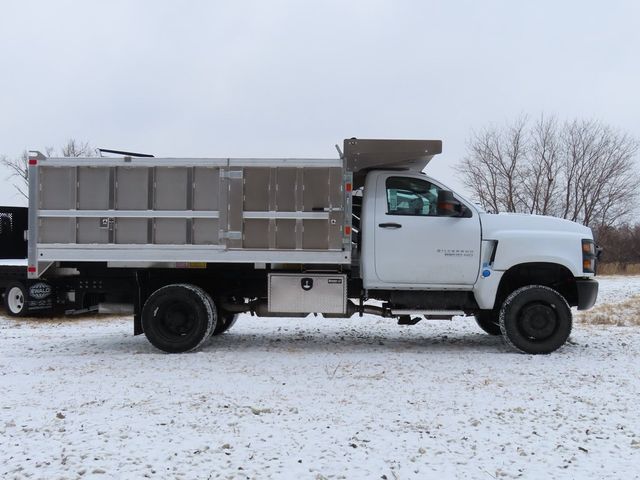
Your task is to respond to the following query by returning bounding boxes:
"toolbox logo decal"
[29,282,52,300]
[301,278,313,291]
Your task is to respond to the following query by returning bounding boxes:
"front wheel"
[499,285,572,354]
[142,284,216,353]
[4,282,28,317]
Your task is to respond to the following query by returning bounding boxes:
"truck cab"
[361,170,481,288]
[356,166,598,354]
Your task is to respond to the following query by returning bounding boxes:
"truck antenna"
[335,144,343,158]
[98,148,155,158]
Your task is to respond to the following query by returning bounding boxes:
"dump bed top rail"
[32,156,343,168]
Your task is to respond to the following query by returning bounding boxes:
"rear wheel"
[499,285,572,354]
[4,282,28,317]
[142,284,216,353]
[474,310,501,335]
[212,311,240,336]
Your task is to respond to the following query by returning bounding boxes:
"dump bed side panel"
[28,156,351,278]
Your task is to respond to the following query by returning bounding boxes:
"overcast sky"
[1,0,639,210]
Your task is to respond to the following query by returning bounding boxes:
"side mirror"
[458,204,470,217]
[437,190,462,217]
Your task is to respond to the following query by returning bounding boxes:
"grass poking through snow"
[578,294,640,326]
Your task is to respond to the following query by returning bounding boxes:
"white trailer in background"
[3,138,599,354]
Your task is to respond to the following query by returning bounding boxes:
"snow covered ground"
[0,259,27,267]
[1,277,639,479]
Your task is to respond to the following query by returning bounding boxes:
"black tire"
[474,310,501,335]
[142,284,216,353]
[211,311,239,336]
[3,282,28,317]
[499,285,572,354]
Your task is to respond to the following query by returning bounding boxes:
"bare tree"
[458,116,529,214]
[523,115,561,215]
[1,151,30,199]
[458,116,639,228]
[60,139,94,158]
[0,139,94,200]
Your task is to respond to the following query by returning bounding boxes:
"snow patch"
[1,276,639,478]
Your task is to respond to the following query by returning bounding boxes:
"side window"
[386,177,443,216]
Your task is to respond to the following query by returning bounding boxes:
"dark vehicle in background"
[0,207,30,316]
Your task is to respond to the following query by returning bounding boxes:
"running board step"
[397,315,422,325]
[391,309,465,319]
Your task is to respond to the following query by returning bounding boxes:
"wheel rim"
[155,301,197,339]
[7,286,25,314]
[518,302,557,340]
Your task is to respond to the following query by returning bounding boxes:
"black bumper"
[576,279,598,310]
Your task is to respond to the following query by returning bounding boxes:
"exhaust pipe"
[347,300,391,318]
[98,303,134,315]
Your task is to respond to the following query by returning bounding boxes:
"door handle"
[378,222,402,229]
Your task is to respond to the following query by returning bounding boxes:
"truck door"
[373,174,481,285]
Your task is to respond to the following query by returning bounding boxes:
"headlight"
[582,239,596,274]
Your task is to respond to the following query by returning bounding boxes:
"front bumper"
[576,279,598,310]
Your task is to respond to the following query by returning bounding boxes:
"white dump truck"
[3,138,598,353]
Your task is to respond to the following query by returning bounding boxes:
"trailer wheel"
[141,284,216,353]
[212,311,239,336]
[499,285,572,354]
[3,282,28,317]
[474,310,501,336]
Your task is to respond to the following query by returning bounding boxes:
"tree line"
[2,128,638,264]
[457,116,638,228]
[458,115,640,265]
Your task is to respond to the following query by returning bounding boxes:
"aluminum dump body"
[28,155,351,277]
[27,139,442,278]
